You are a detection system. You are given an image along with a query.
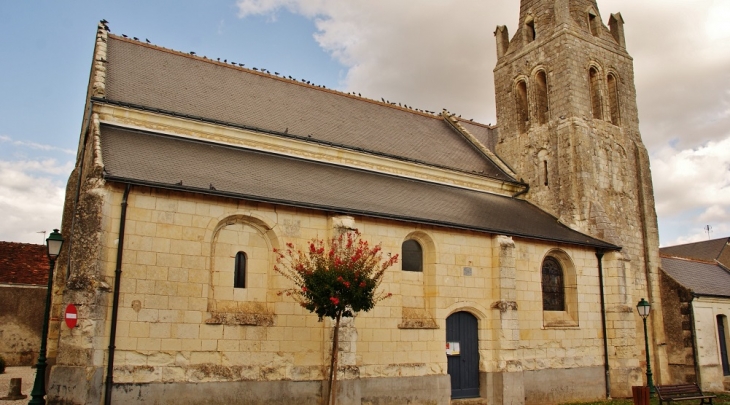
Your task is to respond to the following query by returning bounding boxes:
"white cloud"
[0,135,76,155]
[0,159,72,244]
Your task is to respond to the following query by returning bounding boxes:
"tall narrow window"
[607,73,620,125]
[589,67,603,120]
[516,80,529,133]
[525,17,536,43]
[535,70,549,125]
[588,12,599,37]
[543,160,549,186]
[234,251,247,288]
[402,240,423,272]
[542,257,565,311]
[718,315,730,376]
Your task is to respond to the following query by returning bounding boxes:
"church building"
[46,0,669,404]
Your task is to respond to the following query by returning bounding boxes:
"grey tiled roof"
[661,256,730,298]
[103,36,512,181]
[659,237,730,263]
[99,125,617,250]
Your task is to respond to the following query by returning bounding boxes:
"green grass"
[560,392,730,405]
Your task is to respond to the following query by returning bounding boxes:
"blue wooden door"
[446,311,480,398]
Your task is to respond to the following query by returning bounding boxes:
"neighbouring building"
[46,0,672,404]
[0,241,49,366]
[660,237,730,392]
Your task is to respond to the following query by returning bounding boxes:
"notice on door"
[446,341,460,356]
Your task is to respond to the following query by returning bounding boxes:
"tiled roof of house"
[100,125,618,250]
[0,242,49,285]
[102,36,514,182]
[661,256,730,298]
[659,237,730,263]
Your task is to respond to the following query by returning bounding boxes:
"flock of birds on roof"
[98,20,479,123]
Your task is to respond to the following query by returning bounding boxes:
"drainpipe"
[104,183,131,405]
[596,250,611,398]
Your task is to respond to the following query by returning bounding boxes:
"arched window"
[234,251,247,288]
[535,70,549,125]
[718,315,730,376]
[589,67,603,120]
[402,240,423,272]
[515,80,529,133]
[607,73,620,125]
[541,256,564,311]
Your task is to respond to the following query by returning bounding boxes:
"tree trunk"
[326,312,342,405]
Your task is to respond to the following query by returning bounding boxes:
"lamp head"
[46,229,64,259]
[636,297,651,318]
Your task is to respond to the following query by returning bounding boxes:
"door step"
[451,398,489,405]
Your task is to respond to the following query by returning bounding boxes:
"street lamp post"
[29,229,64,405]
[636,297,655,395]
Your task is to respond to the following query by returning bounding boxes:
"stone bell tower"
[493,0,669,396]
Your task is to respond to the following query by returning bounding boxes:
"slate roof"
[0,242,49,285]
[102,36,512,181]
[661,256,730,298]
[659,237,730,263]
[100,125,618,250]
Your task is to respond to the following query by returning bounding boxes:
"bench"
[656,383,716,404]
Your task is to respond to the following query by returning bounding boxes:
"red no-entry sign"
[64,303,78,328]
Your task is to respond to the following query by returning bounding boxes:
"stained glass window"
[542,256,564,311]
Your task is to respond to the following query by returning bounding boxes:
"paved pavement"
[0,366,37,404]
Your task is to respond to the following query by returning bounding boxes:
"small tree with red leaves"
[274,230,396,405]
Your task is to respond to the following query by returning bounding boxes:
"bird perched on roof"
[252,67,258,71]
[358,93,361,97]
[224,59,227,63]
[381,98,385,102]
[238,63,244,67]
[101,19,109,24]
[122,34,128,38]
[274,72,279,76]
[190,51,196,55]
[133,37,139,41]
[104,26,110,32]
[145,38,150,43]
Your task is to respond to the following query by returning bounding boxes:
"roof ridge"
[105,34,493,125]
[659,254,717,265]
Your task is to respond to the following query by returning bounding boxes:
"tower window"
[234,251,247,288]
[525,17,536,43]
[402,239,423,272]
[588,12,600,37]
[535,70,549,125]
[542,256,565,311]
[515,80,529,133]
[589,67,603,120]
[607,73,620,125]
[543,160,549,186]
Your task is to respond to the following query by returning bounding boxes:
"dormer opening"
[588,11,600,37]
[525,16,536,43]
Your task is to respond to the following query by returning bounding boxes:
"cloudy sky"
[1,0,728,246]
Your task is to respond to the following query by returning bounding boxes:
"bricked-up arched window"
[607,73,620,125]
[589,67,603,120]
[234,251,247,288]
[515,80,529,133]
[402,240,423,272]
[542,257,565,311]
[535,70,549,125]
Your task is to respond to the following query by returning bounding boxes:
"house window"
[535,70,549,125]
[525,17,536,43]
[718,315,730,376]
[234,251,247,288]
[542,256,565,311]
[402,240,423,272]
[515,80,529,133]
[589,67,603,120]
[607,73,620,125]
